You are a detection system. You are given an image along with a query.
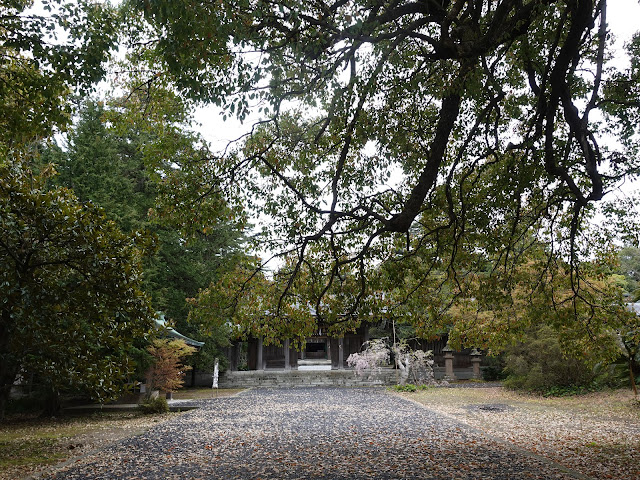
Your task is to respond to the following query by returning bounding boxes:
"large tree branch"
[386,91,462,232]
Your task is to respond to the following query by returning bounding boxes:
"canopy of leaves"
[0,0,118,145]
[127,0,640,335]
[0,159,154,417]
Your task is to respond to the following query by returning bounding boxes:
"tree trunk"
[42,388,61,417]
[0,310,19,420]
[0,365,18,420]
[397,357,410,385]
[0,388,9,421]
[630,357,638,399]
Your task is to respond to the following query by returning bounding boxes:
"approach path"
[45,387,590,480]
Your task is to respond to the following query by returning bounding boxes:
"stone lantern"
[470,348,482,379]
[442,343,456,381]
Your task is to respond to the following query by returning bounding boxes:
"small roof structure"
[154,314,205,349]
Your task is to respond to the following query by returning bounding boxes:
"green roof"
[154,315,205,348]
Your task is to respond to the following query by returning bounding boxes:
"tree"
[125,0,640,339]
[0,160,154,418]
[391,344,437,386]
[615,246,640,396]
[51,101,154,233]
[618,246,640,301]
[502,324,597,394]
[47,98,247,370]
[144,339,196,394]
[346,339,390,377]
[1,0,118,146]
[346,339,437,386]
[616,308,640,398]
[188,259,318,350]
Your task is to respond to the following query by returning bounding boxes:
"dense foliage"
[502,325,596,394]
[0,161,154,417]
[46,99,246,373]
[125,0,640,355]
[1,0,118,145]
[3,0,640,409]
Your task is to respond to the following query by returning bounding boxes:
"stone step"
[217,369,401,388]
[298,359,332,366]
[198,366,477,388]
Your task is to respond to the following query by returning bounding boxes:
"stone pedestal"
[470,348,482,379]
[443,343,456,381]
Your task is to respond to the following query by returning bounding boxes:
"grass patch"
[406,385,639,417]
[0,411,177,480]
[390,384,437,393]
[0,438,66,467]
[399,386,639,480]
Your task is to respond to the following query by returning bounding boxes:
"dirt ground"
[400,386,640,480]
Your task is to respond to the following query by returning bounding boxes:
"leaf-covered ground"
[402,386,640,480]
[0,412,175,480]
[0,389,243,480]
[42,387,591,479]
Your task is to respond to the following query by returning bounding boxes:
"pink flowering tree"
[347,339,390,377]
[392,343,437,386]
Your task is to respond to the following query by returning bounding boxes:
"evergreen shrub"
[138,397,169,414]
[503,325,594,394]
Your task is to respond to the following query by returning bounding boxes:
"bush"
[503,325,595,394]
[5,395,48,415]
[543,385,597,397]
[138,396,169,414]
[481,355,507,381]
[392,384,417,392]
[592,361,639,390]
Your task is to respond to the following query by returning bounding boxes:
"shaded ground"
[402,386,640,480]
[0,388,243,480]
[0,412,175,480]
[171,388,245,400]
[42,387,587,480]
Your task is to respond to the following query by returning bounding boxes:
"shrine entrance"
[303,340,328,359]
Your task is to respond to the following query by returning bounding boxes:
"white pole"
[212,359,219,390]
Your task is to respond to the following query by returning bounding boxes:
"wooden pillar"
[326,338,331,361]
[284,339,291,371]
[257,337,264,371]
[235,343,241,370]
[338,337,344,370]
[228,344,238,372]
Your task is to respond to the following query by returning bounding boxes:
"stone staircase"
[218,368,401,388]
[194,365,478,388]
[297,359,332,370]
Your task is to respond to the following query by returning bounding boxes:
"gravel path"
[44,387,589,480]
